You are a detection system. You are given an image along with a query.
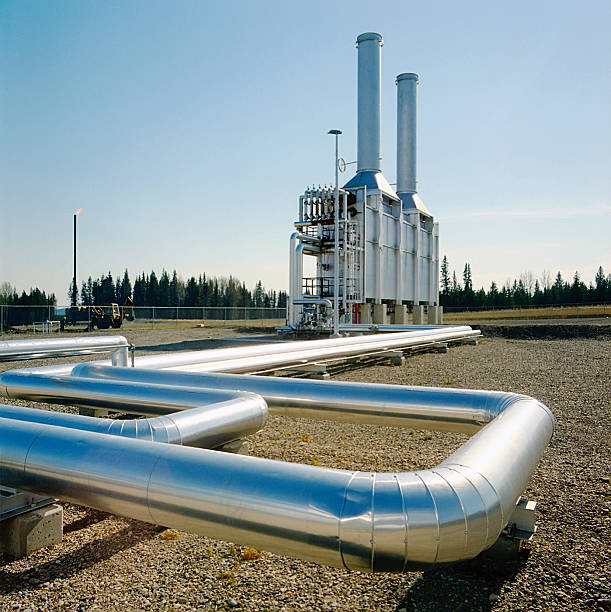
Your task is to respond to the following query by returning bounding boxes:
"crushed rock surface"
[0,328,609,611]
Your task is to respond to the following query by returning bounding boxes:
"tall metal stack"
[287,32,440,332]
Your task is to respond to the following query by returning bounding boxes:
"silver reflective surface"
[0,328,555,572]
[5,328,477,377]
[0,392,553,572]
[126,326,475,370]
[156,329,479,374]
[396,72,419,195]
[71,364,510,433]
[0,389,267,450]
[356,32,383,173]
[0,373,268,449]
[0,335,129,361]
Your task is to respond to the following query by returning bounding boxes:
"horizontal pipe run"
[160,329,480,374]
[0,391,554,571]
[339,324,447,332]
[125,326,475,370]
[0,336,129,362]
[71,364,510,433]
[0,390,267,449]
[293,299,334,308]
[4,328,476,377]
[290,231,320,245]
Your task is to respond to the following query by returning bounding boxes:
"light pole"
[328,130,342,336]
[72,208,83,307]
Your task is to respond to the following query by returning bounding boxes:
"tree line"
[70,270,288,309]
[0,282,56,306]
[440,258,610,309]
[2,263,609,312]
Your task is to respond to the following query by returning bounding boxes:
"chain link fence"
[0,305,287,335]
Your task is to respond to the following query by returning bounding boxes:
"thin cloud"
[439,204,611,221]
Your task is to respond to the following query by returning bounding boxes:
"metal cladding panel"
[365,243,376,299]
[419,258,431,302]
[382,247,396,298]
[420,229,432,259]
[402,221,415,253]
[382,214,396,243]
[404,253,415,301]
[365,209,378,243]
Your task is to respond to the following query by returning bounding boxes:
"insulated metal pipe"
[71,364,518,434]
[340,324,447,332]
[292,299,334,308]
[0,391,553,571]
[3,327,477,378]
[124,327,475,370]
[0,389,267,449]
[289,232,320,320]
[0,335,129,363]
[396,73,419,195]
[0,371,266,423]
[158,328,479,374]
[356,33,383,173]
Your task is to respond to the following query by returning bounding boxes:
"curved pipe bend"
[0,372,268,449]
[0,365,553,572]
[293,299,334,309]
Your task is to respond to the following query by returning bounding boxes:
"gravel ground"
[0,328,609,611]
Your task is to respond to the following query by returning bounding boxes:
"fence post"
[152,307,155,329]
[176,306,178,329]
[224,307,227,326]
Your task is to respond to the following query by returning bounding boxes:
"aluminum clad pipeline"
[68,364,501,433]
[0,371,554,571]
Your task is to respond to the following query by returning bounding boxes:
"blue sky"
[1,0,609,303]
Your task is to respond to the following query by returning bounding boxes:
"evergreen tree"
[489,281,499,308]
[99,271,115,304]
[133,274,146,306]
[594,266,608,302]
[254,281,265,307]
[462,263,472,291]
[119,270,132,304]
[440,256,450,296]
[158,270,170,307]
[147,271,159,305]
[184,277,198,307]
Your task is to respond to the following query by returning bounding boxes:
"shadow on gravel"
[0,520,158,594]
[397,551,529,612]
[63,509,111,534]
[474,324,610,340]
[233,326,280,334]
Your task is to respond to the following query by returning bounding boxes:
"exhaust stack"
[344,32,398,200]
[396,73,418,194]
[356,32,382,173]
[396,72,430,214]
